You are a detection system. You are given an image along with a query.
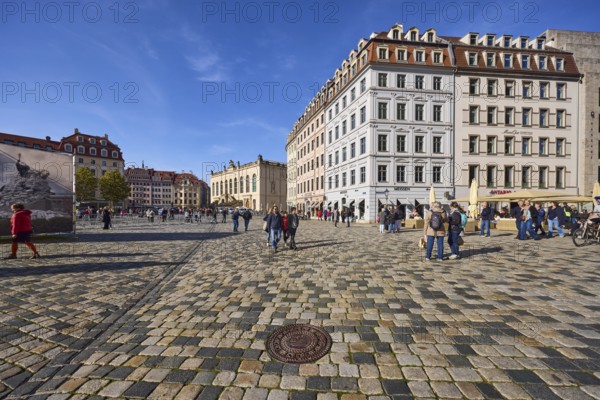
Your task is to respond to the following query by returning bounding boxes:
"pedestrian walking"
[423,201,447,261]
[101,207,111,230]
[446,202,463,260]
[479,201,493,237]
[519,200,541,240]
[346,207,351,227]
[546,201,566,238]
[288,207,299,250]
[242,208,252,231]
[334,208,340,227]
[232,207,240,232]
[534,203,546,236]
[267,206,283,251]
[221,208,227,223]
[4,203,40,260]
[511,200,524,239]
[263,207,273,246]
[282,211,289,246]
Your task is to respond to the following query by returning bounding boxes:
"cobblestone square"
[1,219,599,399]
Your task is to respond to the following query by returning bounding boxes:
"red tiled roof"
[0,132,59,151]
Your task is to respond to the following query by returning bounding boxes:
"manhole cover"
[266,324,332,364]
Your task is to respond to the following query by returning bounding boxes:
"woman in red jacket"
[4,203,40,259]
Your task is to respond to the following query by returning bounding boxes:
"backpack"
[460,212,468,228]
[290,215,298,229]
[430,211,442,230]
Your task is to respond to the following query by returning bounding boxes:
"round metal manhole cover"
[266,324,332,364]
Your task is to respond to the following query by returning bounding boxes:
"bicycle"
[572,219,600,247]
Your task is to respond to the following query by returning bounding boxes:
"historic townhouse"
[449,33,582,199]
[544,29,600,196]
[210,155,287,212]
[324,25,455,222]
[126,166,175,209]
[173,173,209,209]
[286,85,329,213]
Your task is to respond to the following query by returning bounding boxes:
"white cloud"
[180,25,229,82]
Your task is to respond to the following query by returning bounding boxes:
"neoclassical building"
[210,155,287,211]
[450,32,582,199]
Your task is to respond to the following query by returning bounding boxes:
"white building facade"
[324,26,455,222]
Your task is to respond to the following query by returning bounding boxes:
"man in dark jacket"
[510,200,524,239]
[267,206,283,251]
[547,201,565,238]
[288,207,300,250]
[242,209,252,232]
[232,208,240,232]
[479,202,493,237]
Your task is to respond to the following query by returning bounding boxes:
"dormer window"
[486,35,494,46]
[537,39,544,49]
[77,145,85,154]
[101,149,108,157]
[486,53,495,67]
[503,37,511,47]
[469,34,477,45]
[468,52,477,66]
[89,147,97,156]
[538,56,546,70]
[112,151,119,158]
[77,136,84,143]
[503,54,512,68]
[433,52,442,64]
[415,50,424,63]
[410,31,417,41]
[89,138,96,144]
[397,49,406,61]
[521,55,529,69]
[64,144,72,152]
[100,140,107,146]
[427,32,434,42]
[378,48,388,60]
[520,38,527,48]
[556,58,564,71]
[392,29,399,39]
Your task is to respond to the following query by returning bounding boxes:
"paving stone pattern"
[1,218,599,399]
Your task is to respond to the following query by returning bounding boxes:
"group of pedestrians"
[378,206,405,233]
[262,206,299,251]
[423,201,466,261]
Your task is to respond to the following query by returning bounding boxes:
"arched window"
[252,174,257,192]
[246,175,250,193]
[220,181,223,194]
[229,179,232,194]
[234,178,238,194]
[240,177,244,193]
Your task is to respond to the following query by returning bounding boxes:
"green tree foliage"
[75,167,98,202]
[99,170,130,206]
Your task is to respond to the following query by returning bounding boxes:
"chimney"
[45,136,51,141]
[74,128,79,134]
[104,134,108,139]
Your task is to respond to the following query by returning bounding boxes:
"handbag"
[262,221,268,232]
[418,237,426,249]
[458,237,465,246]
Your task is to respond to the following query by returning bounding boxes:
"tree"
[99,170,130,207]
[75,167,98,202]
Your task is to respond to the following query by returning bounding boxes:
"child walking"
[5,203,40,259]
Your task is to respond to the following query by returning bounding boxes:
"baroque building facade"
[210,155,287,212]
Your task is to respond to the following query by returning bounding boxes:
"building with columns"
[450,32,582,199]
[210,155,287,212]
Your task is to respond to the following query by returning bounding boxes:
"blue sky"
[1,0,598,182]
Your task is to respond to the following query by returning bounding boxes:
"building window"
[396,103,406,120]
[397,74,406,88]
[522,108,531,126]
[360,78,366,93]
[415,136,424,153]
[486,53,495,67]
[360,137,366,154]
[397,49,406,60]
[469,34,477,45]
[77,145,85,154]
[539,109,548,127]
[486,35,494,46]
[521,166,531,188]
[360,167,366,183]
[234,178,238,194]
[469,165,479,185]
[468,52,477,66]
[396,165,406,182]
[521,55,529,69]
[350,142,356,158]
[433,105,442,122]
[78,157,83,164]
[433,52,441,63]
[556,110,565,127]
[342,172,347,187]
[557,83,566,99]
[335,151,339,165]
[77,136,83,143]
[378,135,387,152]
[342,120,347,135]
[252,174,257,192]
[335,103,339,115]
[433,76,442,90]
[539,137,548,155]
[342,147,347,161]
[538,166,548,188]
[360,106,366,123]
[415,51,424,62]
[350,88,356,101]
[415,166,424,183]
[350,169,356,185]
[378,48,388,59]
[432,136,442,153]
[396,135,406,152]
[469,78,479,95]
[469,106,479,124]
[487,136,496,154]
[523,82,532,98]
[378,73,387,87]
[539,55,546,69]
[505,80,514,97]
[415,104,424,121]
[469,136,478,154]
[64,144,72,152]
[505,107,514,125]
[556,167,565,188]
[504,137,514,155]
[556,58,564,71]
[378,103,388,119]
[522,137,531,155]
[504,54,512,68]
[556,138,565,156]
[328,176,332,189]
[487,79,497,96]
[540,82,548,98]
[246,175,250,193]
[335,126,339,139]
[415,75,424,90]
[487,107,497,125]
[484,165,495,188]
[505,165,514,187]
[432,166,441,183]
[377,165,387,182]
[503,36,511,47]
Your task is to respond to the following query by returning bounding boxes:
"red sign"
[490,190,513,195]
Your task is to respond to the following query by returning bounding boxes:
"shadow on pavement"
[460,246,504,258]
[74,231,236,243]
[0,261,175,277]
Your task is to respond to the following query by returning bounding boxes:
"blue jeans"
[271,228,282,248]
[244,219,249,231]
[515,219,522,234]
[547,218,564,237]
[233,219,239,232]
[388,222,395,232]
[519,219,538,240]
[480,220,490,236]
[448,229,460,256]
[426,235,444,260]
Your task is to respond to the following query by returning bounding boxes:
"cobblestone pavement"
[1,218,599,399]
